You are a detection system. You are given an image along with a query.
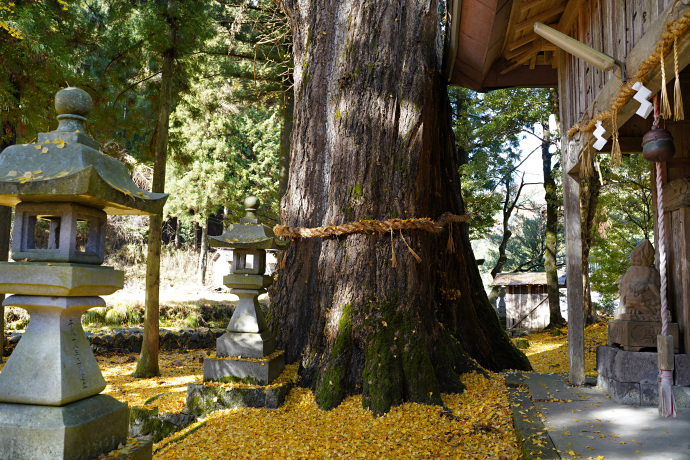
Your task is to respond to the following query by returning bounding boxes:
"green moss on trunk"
[315,304,353,410]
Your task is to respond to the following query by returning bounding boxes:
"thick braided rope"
[567,10,690,138]
[273,212,470,239]
[656,162,669,337]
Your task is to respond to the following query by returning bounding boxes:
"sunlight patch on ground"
[515,322,609,376]
[98,352,205,411]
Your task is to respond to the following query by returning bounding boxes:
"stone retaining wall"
[596,345,690,406]
[2,328,226,356]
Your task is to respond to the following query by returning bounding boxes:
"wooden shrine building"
[492,272,566,330]
[445,0,690,387]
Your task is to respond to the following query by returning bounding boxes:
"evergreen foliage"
[589,155,653,311]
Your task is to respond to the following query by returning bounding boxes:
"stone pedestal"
[0,262,124,297]
[608,319,679,352]
[226,288,268,332]
[0,295,106,405]
[597,345,690,407]
[203,271,284,384]
[216,330,276,359]
[204,352,285,384]
[0,394,128,460]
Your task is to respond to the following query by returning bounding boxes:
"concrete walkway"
[507,372,690,459]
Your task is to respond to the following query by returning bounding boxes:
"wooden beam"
[514,3,567,34]
[506,43,530,60]
[665,158,690,170]
[521,0,548,10]
[501,41,542,74]
[599,136,644,153]
[571,3,690,169]
[507,32,540,52]
[557,47,585,386]
[501,0,525,56]
[558,0,586,35]
[563,138,585,387]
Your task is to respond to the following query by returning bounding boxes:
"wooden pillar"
[563,138,585,386]
[0,206,11,362]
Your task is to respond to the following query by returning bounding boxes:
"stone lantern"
[203,196,286,384]
[0,87,167,460]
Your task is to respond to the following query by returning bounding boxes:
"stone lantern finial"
[240,196,260,224]
[54,87,93,133]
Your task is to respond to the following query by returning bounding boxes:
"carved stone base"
[0,394,128,460]
[608,319,679,352]
[203,352,285,385]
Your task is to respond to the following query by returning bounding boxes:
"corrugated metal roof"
[492,272,566,287]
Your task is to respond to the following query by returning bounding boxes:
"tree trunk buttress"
[269,0,531,415]
[134,38,175,378]
[542,125,563,327]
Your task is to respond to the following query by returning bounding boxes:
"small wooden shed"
[492,273,564,330]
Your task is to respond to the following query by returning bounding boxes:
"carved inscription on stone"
[68,319,88,389]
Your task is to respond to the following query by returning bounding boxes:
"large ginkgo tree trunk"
[270,0,530,415]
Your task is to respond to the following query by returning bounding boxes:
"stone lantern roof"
[0,87,167,215]
[209,196,287,250]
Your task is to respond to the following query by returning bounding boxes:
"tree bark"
[278,77,294,200]
[542,123,564,327]
[269,0,530,415]
[580,172,601,324]
[198,219,209,285]
[133,13,176,378]
[174,217,181,249]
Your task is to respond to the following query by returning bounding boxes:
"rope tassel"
[661,48,673,120]
[399,230,422,263]
[659,369,676,417]
[390,229,397,268]
[674,37,685,121]
[610,113,621,167]
[446,222,455,254]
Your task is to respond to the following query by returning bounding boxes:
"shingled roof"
[492,272,567,287]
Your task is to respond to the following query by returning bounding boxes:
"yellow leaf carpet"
[0,322,608,459]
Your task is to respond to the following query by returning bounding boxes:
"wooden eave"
[444,0,567,91]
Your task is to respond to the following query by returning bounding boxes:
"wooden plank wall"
[561,0,674,132]
[659,75,690,354]
[507,285,549,330]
